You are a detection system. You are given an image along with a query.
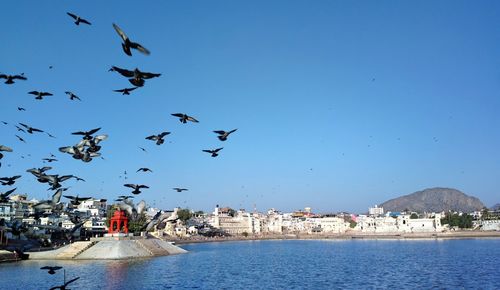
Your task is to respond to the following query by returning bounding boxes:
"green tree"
[177,208,193,222]
[410,213,419,219]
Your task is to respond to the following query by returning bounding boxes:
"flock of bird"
[0,9,242,290]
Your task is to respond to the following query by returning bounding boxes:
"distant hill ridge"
[380,187,484,213]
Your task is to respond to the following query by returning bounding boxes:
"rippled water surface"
[1,239,500,289]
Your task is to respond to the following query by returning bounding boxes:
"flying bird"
[19,123,44,134]
[66,12,91,25]
[63,195,91,206]
[213,129,237,141]
[28,91,53,100]
[171,113,199,124]
[0,73,27,84]
[172,188,188,192]
[113,87,138,95]
[0,188,16,202]
[17,107,26,111]
[15,135,26,143]
[203,147,223,157]
[124,184,149,195]
[40,266,63,275]
[109,66,160,87]
[43,158,58,163]
[0,175,21,186]
[138,147,147,153]
[72,127,101,140]
[137,168,152,173]
[112,23,150,56]
[145,131,170,145]
[65,91,81,101]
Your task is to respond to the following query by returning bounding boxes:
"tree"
[177,208,193,222]
[227,208,236,217]
[410,213,419,219]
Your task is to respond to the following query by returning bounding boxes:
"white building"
[369,205,384,216]
[211,206,260,235]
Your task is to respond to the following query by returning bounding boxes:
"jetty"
[26,236,187,260]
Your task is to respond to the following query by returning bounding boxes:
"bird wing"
[130,42,150,55]
[110,66,134,77]
[228,129,238,134]
[0,145,13,152]
[87,127,101,135]
[158,132,171,138]
[59,146,75,154]
[67,12,78,20]
[0,74,6,79]
[187,116,199,123]
[171,113,184,118]
[138,185,149,189]
[31,128,44,133]
[124,184,135,188]
[19,123,29,129]
[213,130,225,135]
[52,189,63,204]
[27,91,38,95]
[80,18,91,25]
[40,92,53,96]
[13,75,27,80]
[214,147,223,152]
[137,200,146,214]
[139,71,160,79]
[202,150,213,153]
[113,88,125,92]
[145,135,157,140]
[63,195,76,200]
[112,23,128,41]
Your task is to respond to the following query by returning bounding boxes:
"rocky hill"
[380,187,485,213]
[491,203,500,211]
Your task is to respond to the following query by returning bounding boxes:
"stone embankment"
[0,250,19,263]
[27,237,186,260]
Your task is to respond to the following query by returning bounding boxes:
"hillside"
[380,187,485,213]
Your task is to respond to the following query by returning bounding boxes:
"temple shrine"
[108,210,129,234]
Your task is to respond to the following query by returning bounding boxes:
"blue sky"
[1,1,499,213]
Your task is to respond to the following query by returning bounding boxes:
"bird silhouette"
[145,131,170,145]
[17,107,26,111]
[19,123,44,134]
[71,127,101,140]
[43,158,58,163]
[28,91,53,100]
[40,266,62,275]
[173,188,188,192]
[171,113,199,124]
[213,129,237,141]
[203,147,223,157]
[15,135,26,143]
[112,23,150,56]
[65,91,81,101]
[0,188,16,202]
[67,12,91,25]
[113,87,138,95]
[137,168,153,173]
[110,66,160,87]
[0,73,27,84]
[0,175,21,186]
[124,184,149,195]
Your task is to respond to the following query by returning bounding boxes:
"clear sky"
[1,1,499,213]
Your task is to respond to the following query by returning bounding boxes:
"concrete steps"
[55,241,95,259]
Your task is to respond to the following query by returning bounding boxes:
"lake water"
[1,239,499,289]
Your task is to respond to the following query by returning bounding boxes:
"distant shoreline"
[172,231,500,245]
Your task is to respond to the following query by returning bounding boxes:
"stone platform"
[26,236,187,260]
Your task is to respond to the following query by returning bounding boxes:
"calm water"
[1,239,500,289]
